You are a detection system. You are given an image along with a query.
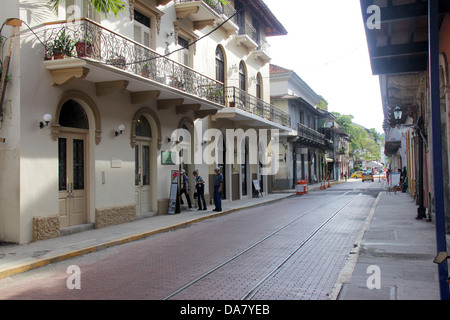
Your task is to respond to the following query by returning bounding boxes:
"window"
[215,46,225,83]
[178,36,190,66]
[134,10,151,48]
[256,73,262,99]
[135,115,152,138]
[252,17,260,45]
[239,61,246,92]
[235,0,245,32]
[59,100,89,129]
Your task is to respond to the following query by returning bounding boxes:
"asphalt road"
[0,179,384,300]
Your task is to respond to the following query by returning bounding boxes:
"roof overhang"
[246,0,288,37]
[360,0,450,76]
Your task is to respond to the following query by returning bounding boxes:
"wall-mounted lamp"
[115,124,125,137]
[168,135,183,144]
[393,106,402,120]
[39,114,52,129]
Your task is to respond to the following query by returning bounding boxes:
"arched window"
[59,99,89,129]
[135,115,152,138]
[256,73,262,99]
[239,61,246,92]
[215,46,225,84]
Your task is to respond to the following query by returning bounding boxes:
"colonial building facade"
[269,64,329,189]
[0,0,289,243]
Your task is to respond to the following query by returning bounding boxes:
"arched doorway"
[134,115,153,214]
[131,108,161,215]
[57,99,89,227]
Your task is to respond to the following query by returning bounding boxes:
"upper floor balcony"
[292,122,328,148]
[42,18,224,112]
[174,0,238,33]
[213,86,291,130]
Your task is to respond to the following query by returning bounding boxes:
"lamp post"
[393,106,402,121]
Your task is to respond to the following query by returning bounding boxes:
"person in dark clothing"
[180,169,192,209]
[213,167,223,212]
[193,170,207,211]
[401,167,408,192]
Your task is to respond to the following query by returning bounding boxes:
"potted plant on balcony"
[206,86,224,103]
[141,63,150,78]
[75,37,94,58]
[51,29,74,59]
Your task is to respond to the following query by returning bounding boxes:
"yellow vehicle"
[362,172,374,182]
[351,171,363,179]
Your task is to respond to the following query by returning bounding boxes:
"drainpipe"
[429,0,449,301]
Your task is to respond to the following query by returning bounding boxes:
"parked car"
[362,171,374,182]
[351,171,363,179]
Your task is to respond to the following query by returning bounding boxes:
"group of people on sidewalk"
[179,167,224,212]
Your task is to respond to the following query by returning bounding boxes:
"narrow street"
[0,179,383,300]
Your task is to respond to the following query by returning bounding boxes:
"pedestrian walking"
[193,170,207,211]
[180,169,192,209]
[213,167,223,212]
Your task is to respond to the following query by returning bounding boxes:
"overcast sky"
[264,0,384,132]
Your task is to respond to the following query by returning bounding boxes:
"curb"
[0,193,297,280]
[329,190,383,300]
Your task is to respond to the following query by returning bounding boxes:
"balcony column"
[429,0,449,300]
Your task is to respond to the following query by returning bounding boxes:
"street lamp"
[393,106,402,120]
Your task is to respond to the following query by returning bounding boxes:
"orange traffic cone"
[328,179,331,188]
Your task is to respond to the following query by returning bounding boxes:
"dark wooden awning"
[360,0,450,75]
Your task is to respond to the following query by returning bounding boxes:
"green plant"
[47,0,125,18]
[51,29,74,56]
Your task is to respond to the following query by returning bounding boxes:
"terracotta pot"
[53,50,65,60]
[75,41,93,58]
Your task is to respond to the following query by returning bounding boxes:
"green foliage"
[332,112,383,162]
[51,29,74,54]
[47,0,125,17]
[316,96,328,111]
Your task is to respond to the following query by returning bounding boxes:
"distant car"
[362,172,374,182]
[351,171,363,179]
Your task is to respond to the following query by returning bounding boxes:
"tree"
[317,96,329,111]
[47,0,125,17]
[331,112,383,162]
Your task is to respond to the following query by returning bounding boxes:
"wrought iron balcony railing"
[237,19,257,42]
[225,87,291,128]
[174,0,225,15]
[222,2,237,24]
[43,18,224,105]
[297,122,327,146]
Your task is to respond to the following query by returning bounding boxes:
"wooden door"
[135,140,151,214]
[58,132,87,227]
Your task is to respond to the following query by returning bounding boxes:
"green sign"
[161,151,176,165]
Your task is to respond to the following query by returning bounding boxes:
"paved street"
[0,180,384,300]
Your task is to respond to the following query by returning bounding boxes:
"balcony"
[236,20,258,51]
[42,19,224,110]
[289,123,327,148]
[219,2,239,35]
[253,39,271,63]
[212,86,291,130]
[174,0,223,30]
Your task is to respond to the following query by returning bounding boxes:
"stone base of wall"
[95,204,136,229]
[157,198,169,216]
[33,215,60,242]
